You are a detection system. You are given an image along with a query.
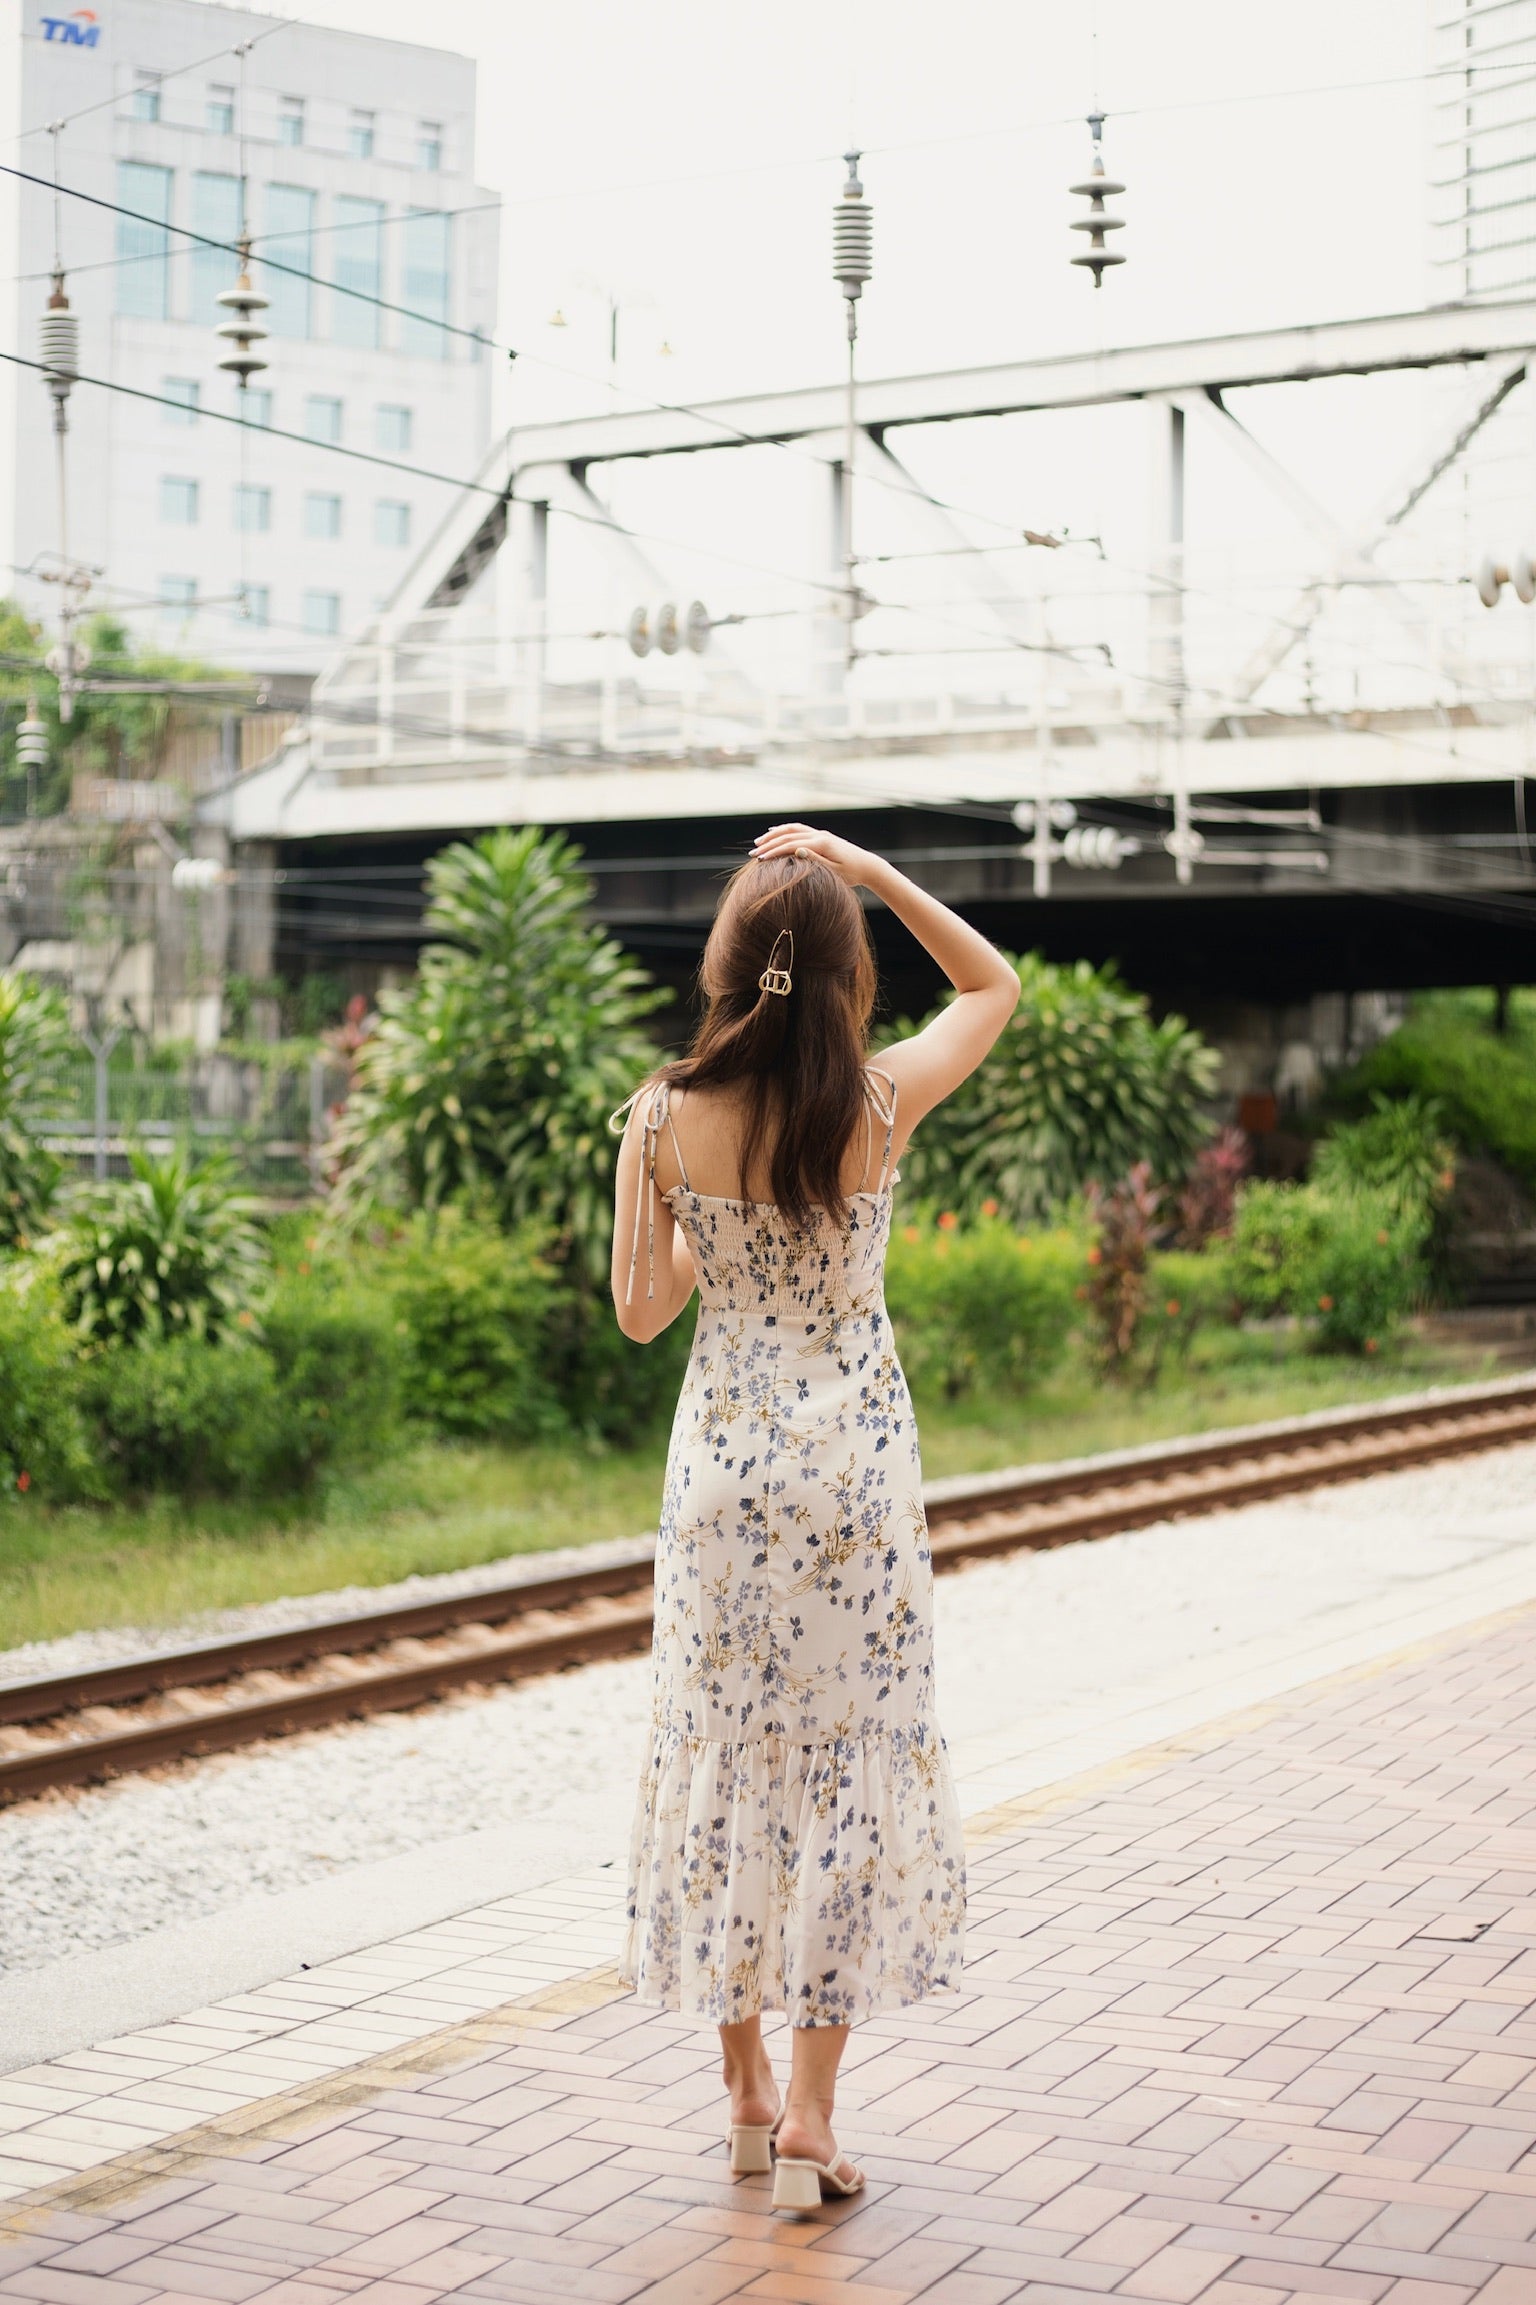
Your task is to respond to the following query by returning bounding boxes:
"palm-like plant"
[0,970,72,1248]
[900,954,1219,1225]
[50,1144,269,1349]
[325,828,667,1276]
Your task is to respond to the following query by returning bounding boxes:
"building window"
[207,85,235,136]
[239,386,274,428]
[159,576,197,612]
[302,590,340,636]
[304,493,342,540]
[262,183,315,339]
[401,209,450,358]
[376,404,412,454]
[278,97,304,147]
[234,484,271,532]
[190,171,241,324]
[115,161,173,320]
[417,122,443,171]
[375,500,411,549]
[304,394,343,445]
[238,584,270,626]
[332,195,382,351]
[130,73,161,125]
[160,476,199,524]
[163,377,199,423]
[348,110,375,160]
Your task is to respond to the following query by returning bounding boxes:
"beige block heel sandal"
[728,2109,784,2175]
[771,2149,864,2212]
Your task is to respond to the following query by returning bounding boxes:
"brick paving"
[8,1607,1536,2302]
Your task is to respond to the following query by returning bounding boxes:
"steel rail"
[2,1372,1534,1807]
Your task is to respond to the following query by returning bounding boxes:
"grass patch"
[0,1329,1504,1656]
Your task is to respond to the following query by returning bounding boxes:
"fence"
[42,1054,350,1197]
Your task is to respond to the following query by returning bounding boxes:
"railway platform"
[6,1589,1536,2303]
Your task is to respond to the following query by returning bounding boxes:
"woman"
[612,822,1018,2212]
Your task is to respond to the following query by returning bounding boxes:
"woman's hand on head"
[751,823,874,887]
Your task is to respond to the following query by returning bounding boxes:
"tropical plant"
[1311,1092,1457,1221]
[325,828,667,1277]
[0,969,71,1248]
[897,954,1219,1224]
[1083,1162,1163,1372]
[374,1208,571,1442]
[1175,1125,1251,1248]
[49,1144,269,1349]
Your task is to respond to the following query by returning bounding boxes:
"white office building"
[0,0,499,675]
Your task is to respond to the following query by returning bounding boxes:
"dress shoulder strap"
[862,1066,898,1195]
[608,1078,690,1305]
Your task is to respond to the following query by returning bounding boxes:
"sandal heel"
[729,2125,773,2175]
[771,2158,823,2213]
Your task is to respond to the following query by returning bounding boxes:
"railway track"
[3,1371,1535,1808]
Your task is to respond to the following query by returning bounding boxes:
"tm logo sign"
[41,9,100,43]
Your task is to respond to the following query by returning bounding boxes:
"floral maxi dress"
[618,1069,966,2029]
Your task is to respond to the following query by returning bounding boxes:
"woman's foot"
[722,2051,779,2134]
[776,2102,859,2189]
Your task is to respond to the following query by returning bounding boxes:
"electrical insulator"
[1063,823,1135,869]
[217,240,270,384]
[684,600,711,654]
[1010,798,1077,833]
[1476,552,1536,608]
[627,601,712,657]
[15,702,48,772]
[1069,111,1126,288]
[172,856,228,893]
[39,279,78,428]
[833,151,874,336]
[626,607,651,658]
[654,603,681,656]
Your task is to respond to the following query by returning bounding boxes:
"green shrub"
[556,1296,695,1443]
[0,1263,99,1499]
[80,1336,288,1496]
[1311,1093,1457,1221]
[1232,1179,1425,1353]
[262,1275,407,1480]
[51,1145,269,1349]
[1342,990,1536,1191]
[1306,1197,1427,1354]
[885,1214,1084,1398]
[896,954,1219,1225]
[378,1209,571,1442]
[1139,1246,1240,1370]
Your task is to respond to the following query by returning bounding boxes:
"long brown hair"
[658,856,877,1226]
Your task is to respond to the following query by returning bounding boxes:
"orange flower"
[1375,1230,1390,1247]
[1364,1337,1379,1353]
[1317,1293,1334,1311]
[298,1260,311,1276]
[237,1310,255,1329]
[1439,1169,1455,1191]
[938,1210,959,1231]
[1086,1245,1102,1266]
[1018,1237,1031,1252]
[15,1470,29,1493]
[1073,1284,1089,1300]
[981,1198,1000,1219]
[1165,1299,1181,1316]
[902,1224,920,1244]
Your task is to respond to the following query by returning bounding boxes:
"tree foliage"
[1,602,232,816]
[325,828,667,1275]
[897,954,1219,1224]
[48,1144,270,1350]
[0,969,72,1248]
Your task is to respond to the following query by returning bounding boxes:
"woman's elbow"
[613,1300,661,1344]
